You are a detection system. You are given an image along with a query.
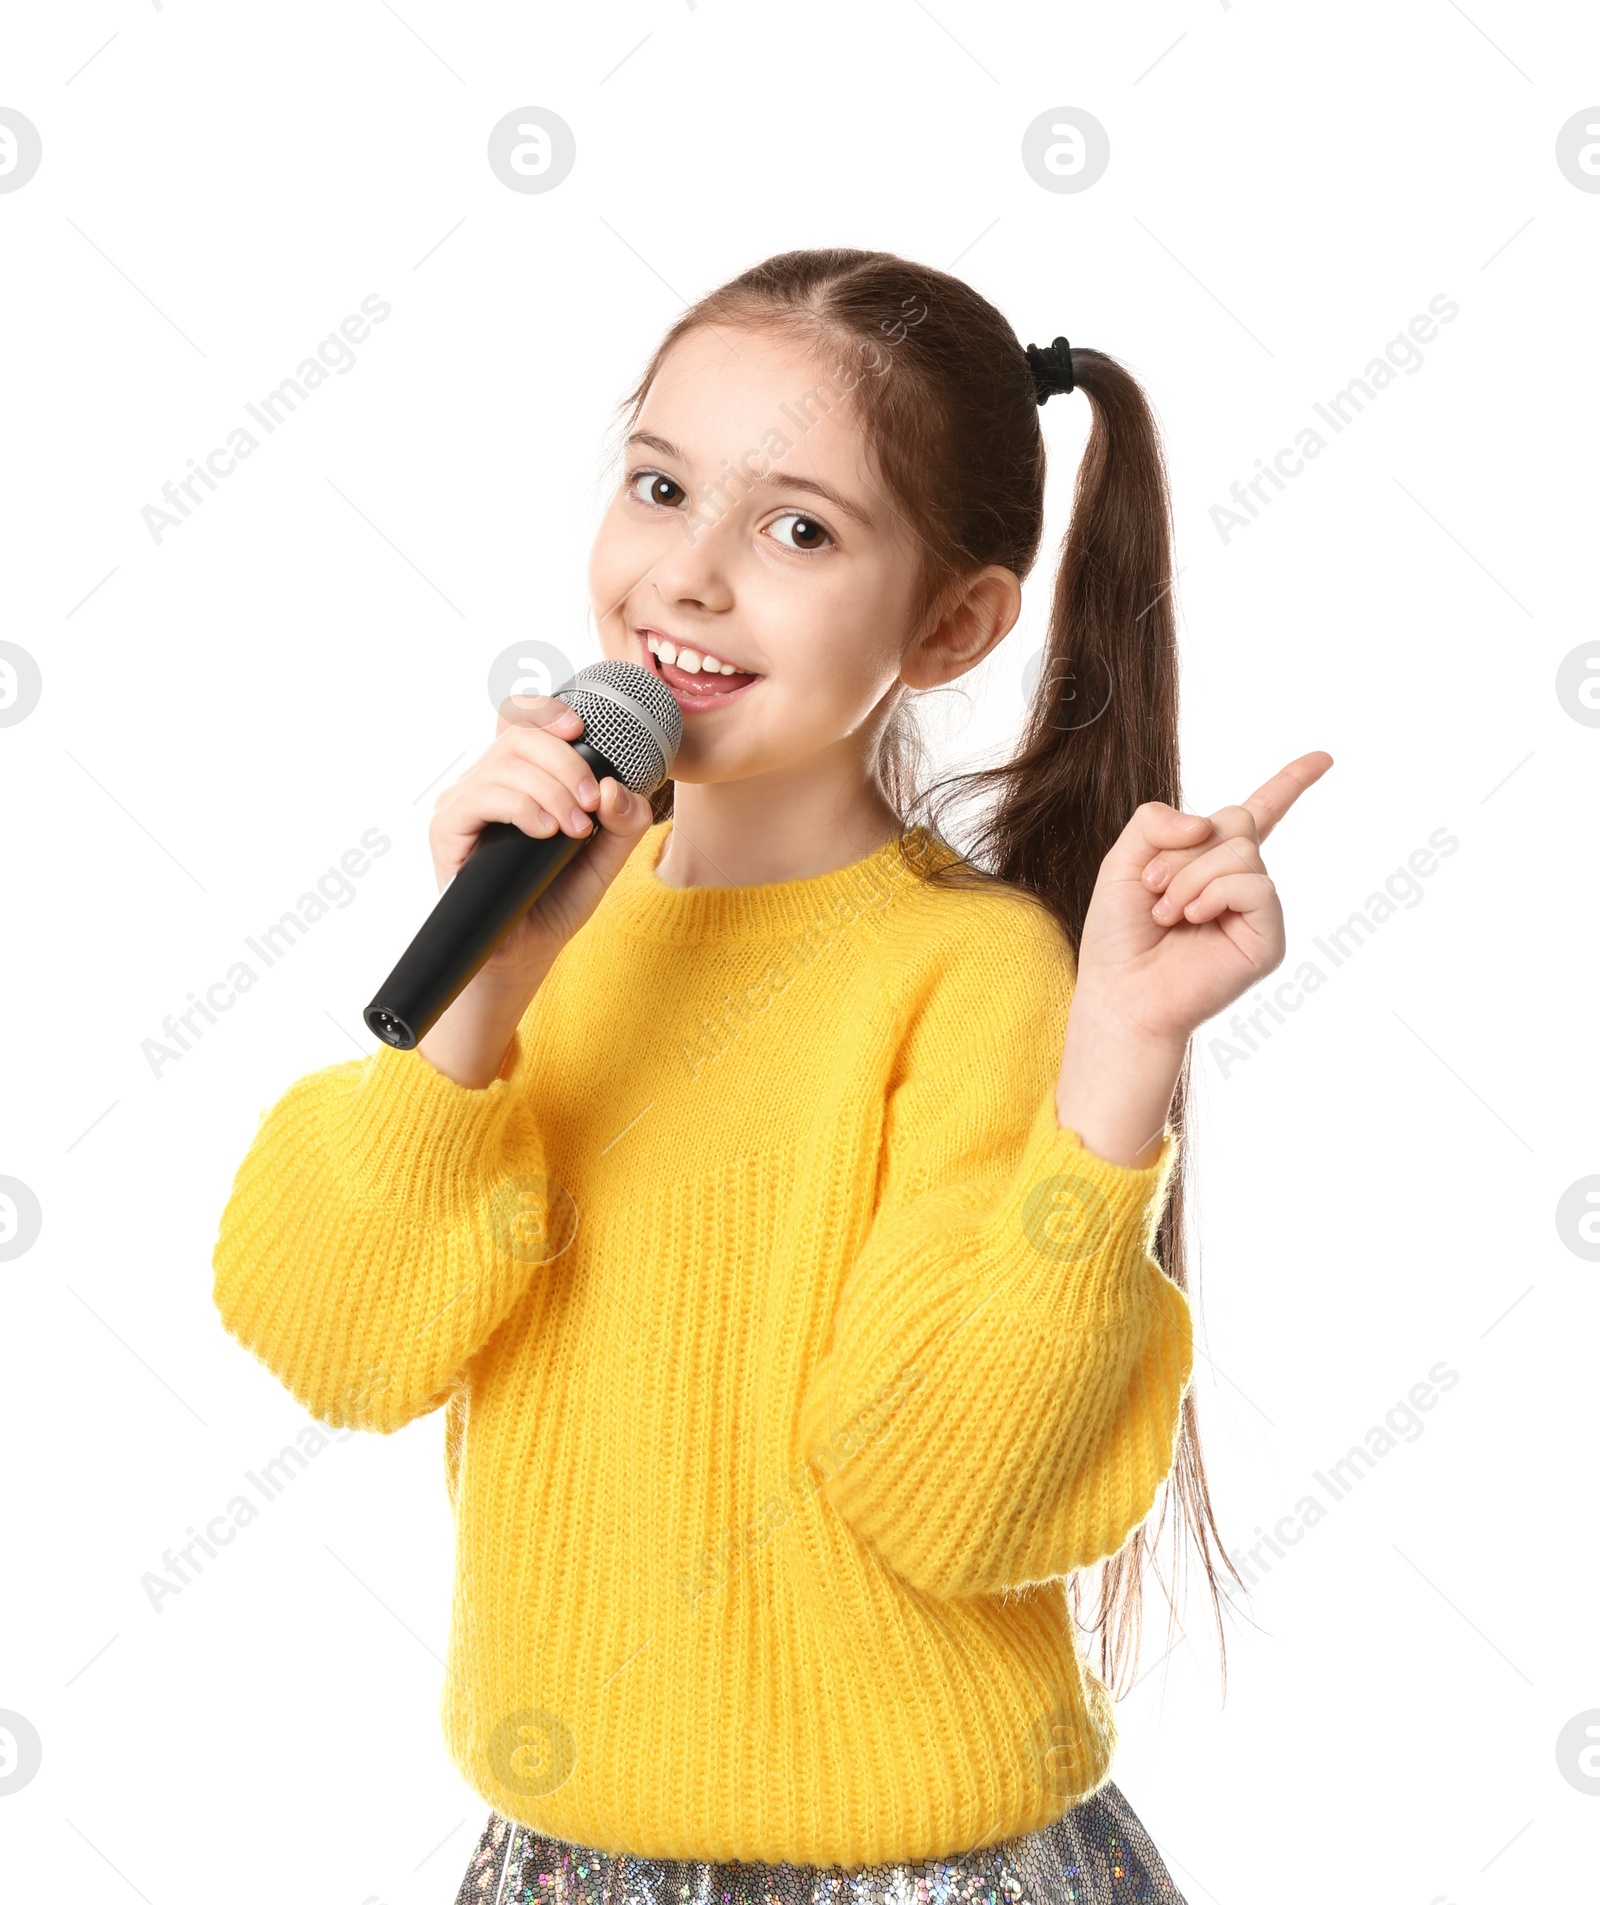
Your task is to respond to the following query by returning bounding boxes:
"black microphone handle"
[363,738,622,1052]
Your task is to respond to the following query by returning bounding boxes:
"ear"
[900,566,1023,690]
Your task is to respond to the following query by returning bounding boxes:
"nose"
[643,491,739,615]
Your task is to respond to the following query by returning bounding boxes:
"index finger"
[1242,751,1333,843]
[495,692,583,738]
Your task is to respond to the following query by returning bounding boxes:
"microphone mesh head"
[553,659,682,796]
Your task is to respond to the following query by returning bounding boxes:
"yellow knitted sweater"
[211,817,1193,1868]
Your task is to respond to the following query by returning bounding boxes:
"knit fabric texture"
[211,817,1194,1869]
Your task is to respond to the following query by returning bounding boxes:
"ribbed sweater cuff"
[1003,1084,1180,1316]
[328,1026,532,1209]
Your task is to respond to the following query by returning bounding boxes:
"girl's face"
[586,322,940,788]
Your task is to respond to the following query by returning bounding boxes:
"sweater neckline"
[603,816,954,944]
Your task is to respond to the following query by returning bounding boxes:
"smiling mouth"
[635,628,763,708]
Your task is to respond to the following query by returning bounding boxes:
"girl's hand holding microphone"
[416,694,656,1089]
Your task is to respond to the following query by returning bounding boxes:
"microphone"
[363,658,682,1051]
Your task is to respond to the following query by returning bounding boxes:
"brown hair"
[612,247,1251,1699]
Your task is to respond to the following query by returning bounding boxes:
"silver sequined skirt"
[453,1784,1186,1905]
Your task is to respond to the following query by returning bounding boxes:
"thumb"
[581,778,656,869]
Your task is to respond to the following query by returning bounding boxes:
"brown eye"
[628,470,686,508]
[770,511,833,553]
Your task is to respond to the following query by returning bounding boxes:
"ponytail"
[900,348,1252,1698]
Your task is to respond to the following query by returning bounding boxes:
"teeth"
[646,633,740,676]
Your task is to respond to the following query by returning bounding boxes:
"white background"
[2,4,1596,1901]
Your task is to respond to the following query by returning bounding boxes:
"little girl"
[213,247,1328,1904]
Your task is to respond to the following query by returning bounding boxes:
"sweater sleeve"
[794,901,1194,1601]
[211,1017,554,1434]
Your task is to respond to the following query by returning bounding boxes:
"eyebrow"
[625,431,876,531]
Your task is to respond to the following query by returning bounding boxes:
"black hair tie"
[1025,336,1075,404]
